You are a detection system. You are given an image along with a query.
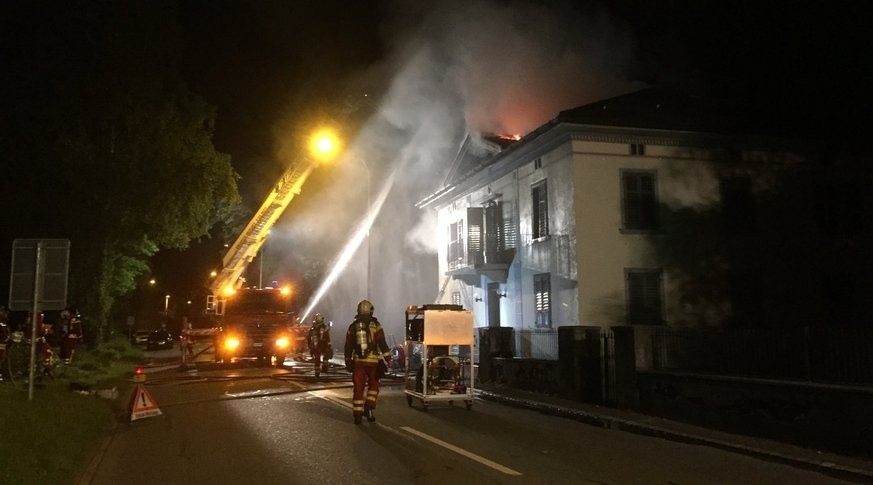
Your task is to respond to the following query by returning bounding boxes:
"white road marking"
[309,390,352,409]
[400,426,523,476]
[310,390,520,476]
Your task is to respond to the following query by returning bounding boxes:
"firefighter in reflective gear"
[344,300,390,424]
[307,313,331,378]
[24,312,54,376]
[0,306,10,381]
[181,317,195,359]
[59,309,83,365]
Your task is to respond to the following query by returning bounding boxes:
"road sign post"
[9,239,71,311]
[8,239,70,400]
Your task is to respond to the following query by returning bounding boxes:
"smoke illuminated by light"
[301,167,398,322]
[271,0,639,338]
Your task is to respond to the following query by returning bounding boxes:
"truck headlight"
[275,336,289,349]
[224,337,240,351]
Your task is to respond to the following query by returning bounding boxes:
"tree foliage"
[1,2,240,339]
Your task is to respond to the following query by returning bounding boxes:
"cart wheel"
[406,395,413,407]
[465,401,473,410]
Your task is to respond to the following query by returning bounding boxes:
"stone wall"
[637,370,873,458]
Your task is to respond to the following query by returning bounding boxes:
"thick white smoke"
[271,0,639,342]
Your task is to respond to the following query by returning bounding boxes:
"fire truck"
[204,98,361,365]
[205,131,349,365]
[204,149,327,365]
[212,286,302,365]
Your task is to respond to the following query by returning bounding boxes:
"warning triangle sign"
[130,384,162,421]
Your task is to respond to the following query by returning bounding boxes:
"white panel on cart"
[422,310,473,345]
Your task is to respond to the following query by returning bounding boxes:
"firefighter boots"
[364,407,375,422]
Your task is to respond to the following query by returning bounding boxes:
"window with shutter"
[467,207,484,265]
[621,171,658,231]
[625,269,663,324]
[534,273,552,328]
[447,221,462,269]
[484,201,505,264]
[532,180,549,239]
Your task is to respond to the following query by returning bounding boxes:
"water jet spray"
[301,167,398,321]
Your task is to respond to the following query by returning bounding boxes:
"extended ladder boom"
[209,157,318,297]
[207,96,364,313]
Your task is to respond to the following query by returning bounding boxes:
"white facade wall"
[572,138,724,327]
[432,124,803,335]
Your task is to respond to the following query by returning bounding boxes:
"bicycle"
[3,331,41,387]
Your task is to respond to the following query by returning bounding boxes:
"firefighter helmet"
[356,299,374,317]
[313,313,325,325]
[60,309,71,319]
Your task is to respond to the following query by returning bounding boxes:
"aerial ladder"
[206,158,319,315]
[205,97,362,316]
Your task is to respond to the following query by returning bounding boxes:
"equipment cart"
[403,304,474,411]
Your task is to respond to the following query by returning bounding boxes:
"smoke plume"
[272,0,639,342]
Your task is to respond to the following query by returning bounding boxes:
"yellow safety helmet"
[356,299,374,317]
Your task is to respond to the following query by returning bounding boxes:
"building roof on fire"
[440,133,520,188]
[421,86,781,208]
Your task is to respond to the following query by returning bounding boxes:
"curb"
[476,389,873,484]
[75,386,136,485]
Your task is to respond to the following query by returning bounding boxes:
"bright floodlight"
[309,129,340,162]
[316,136,333,153]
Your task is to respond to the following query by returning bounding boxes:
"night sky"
[2,1,871,328]
[169,1,873,180]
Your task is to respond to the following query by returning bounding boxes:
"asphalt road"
[81,349,854,485]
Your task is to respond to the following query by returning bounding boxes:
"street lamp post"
[359,158,371,299]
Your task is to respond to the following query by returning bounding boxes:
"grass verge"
[0,336,144,485]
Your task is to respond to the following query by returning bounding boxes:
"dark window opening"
[630,143,646,156]
[821,271,859,326]
[816,180,863,236]
[626,269,663,325]
[532,180,549,239]
[727,270,763,327]
[621,171,658,231]
[721,177,756,234]
[467,207,484,265]
[447,221,465,269]
[488,282,502,327]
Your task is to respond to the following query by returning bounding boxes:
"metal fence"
[652,326,873,385]
[516,329,560,360]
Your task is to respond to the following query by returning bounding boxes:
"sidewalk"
[476,383,873,483]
